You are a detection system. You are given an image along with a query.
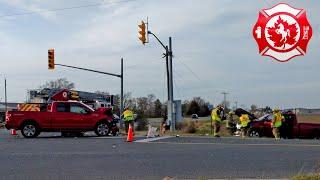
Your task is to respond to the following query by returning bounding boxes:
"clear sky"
[0,0,319,109]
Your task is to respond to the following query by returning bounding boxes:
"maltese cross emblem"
[253,3,312,62]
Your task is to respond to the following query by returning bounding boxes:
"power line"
[0,0,138,18]
[175,57,202,81]
[173,76,183,100]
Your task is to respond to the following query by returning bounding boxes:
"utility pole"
[146,31,176,131]
[235,101,238,110]
[120,58,124,128]
[138,19,176,131]
[168,37,175,131]
[221,92,229,110]
[4,77,7,112]
[165,46,169,101]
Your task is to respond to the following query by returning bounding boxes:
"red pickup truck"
[250,111,320,139]
[5,101,115,138]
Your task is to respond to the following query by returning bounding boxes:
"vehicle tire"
[249,129,261,138]
[94,121,109,136]
[21,122,40,138]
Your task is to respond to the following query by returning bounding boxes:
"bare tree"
[40,78,75,89]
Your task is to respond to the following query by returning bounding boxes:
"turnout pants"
[272,127,280,139]
[212,121,221,136]
[241,126,249,138]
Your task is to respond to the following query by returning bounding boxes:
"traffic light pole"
[54,59,124,128]
[120,58,124,129]
[165,46,169,102]
[4,77,7,113]
[148,31,175,131]
[168,37,175,131]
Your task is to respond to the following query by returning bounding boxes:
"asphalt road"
[0,129,320,180]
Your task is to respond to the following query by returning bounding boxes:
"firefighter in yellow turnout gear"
[122,107,135,134]
[272,108,284,140]
[239,114,250,138]
[211,106,224,137]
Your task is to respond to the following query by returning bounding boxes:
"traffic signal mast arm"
[147,31,167,52]
[54,63,121,78]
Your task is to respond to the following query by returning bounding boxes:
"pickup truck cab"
[5,101,114,138]
[250,111,320,139]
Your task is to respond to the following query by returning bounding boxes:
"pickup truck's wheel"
[95,122,109,136]
[21,122,40,138]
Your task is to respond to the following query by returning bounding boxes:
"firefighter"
[239,114,250,138]
[272,108,284,140]
[211,105,224,137]
[122,107,135,134]
[160,119,167,136]
[226,111,237,135]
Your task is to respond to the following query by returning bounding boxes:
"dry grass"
[175,119,230,136]
[292,174,320,180]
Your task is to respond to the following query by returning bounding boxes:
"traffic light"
[70,90,79,100]
[138,21,147,44]
[48,49,55,70]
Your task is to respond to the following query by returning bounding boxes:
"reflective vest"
[211,108,221,122]
[273,113,283,128]
[123,110,134,121]
[239,114,250,128]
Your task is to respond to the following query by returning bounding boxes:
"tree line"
[39,78,273,119]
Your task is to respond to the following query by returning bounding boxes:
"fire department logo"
[62,92,68,99]
[253,3,312,62]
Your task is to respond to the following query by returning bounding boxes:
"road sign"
[253,3,312,62]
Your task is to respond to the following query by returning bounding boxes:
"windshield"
[79,102,95,112]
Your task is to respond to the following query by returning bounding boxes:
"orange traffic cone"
[127,124,134,142]
[11,129,17,136]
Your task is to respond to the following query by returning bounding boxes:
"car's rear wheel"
[21,122,40,138]
[95,122,109,136]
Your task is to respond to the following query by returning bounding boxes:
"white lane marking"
[135,136,174,143]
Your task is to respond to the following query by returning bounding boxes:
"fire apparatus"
[26,88,114,110]
[7,89,119,138]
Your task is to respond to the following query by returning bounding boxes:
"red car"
[250,111,320,139]
[5,101,115,138]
